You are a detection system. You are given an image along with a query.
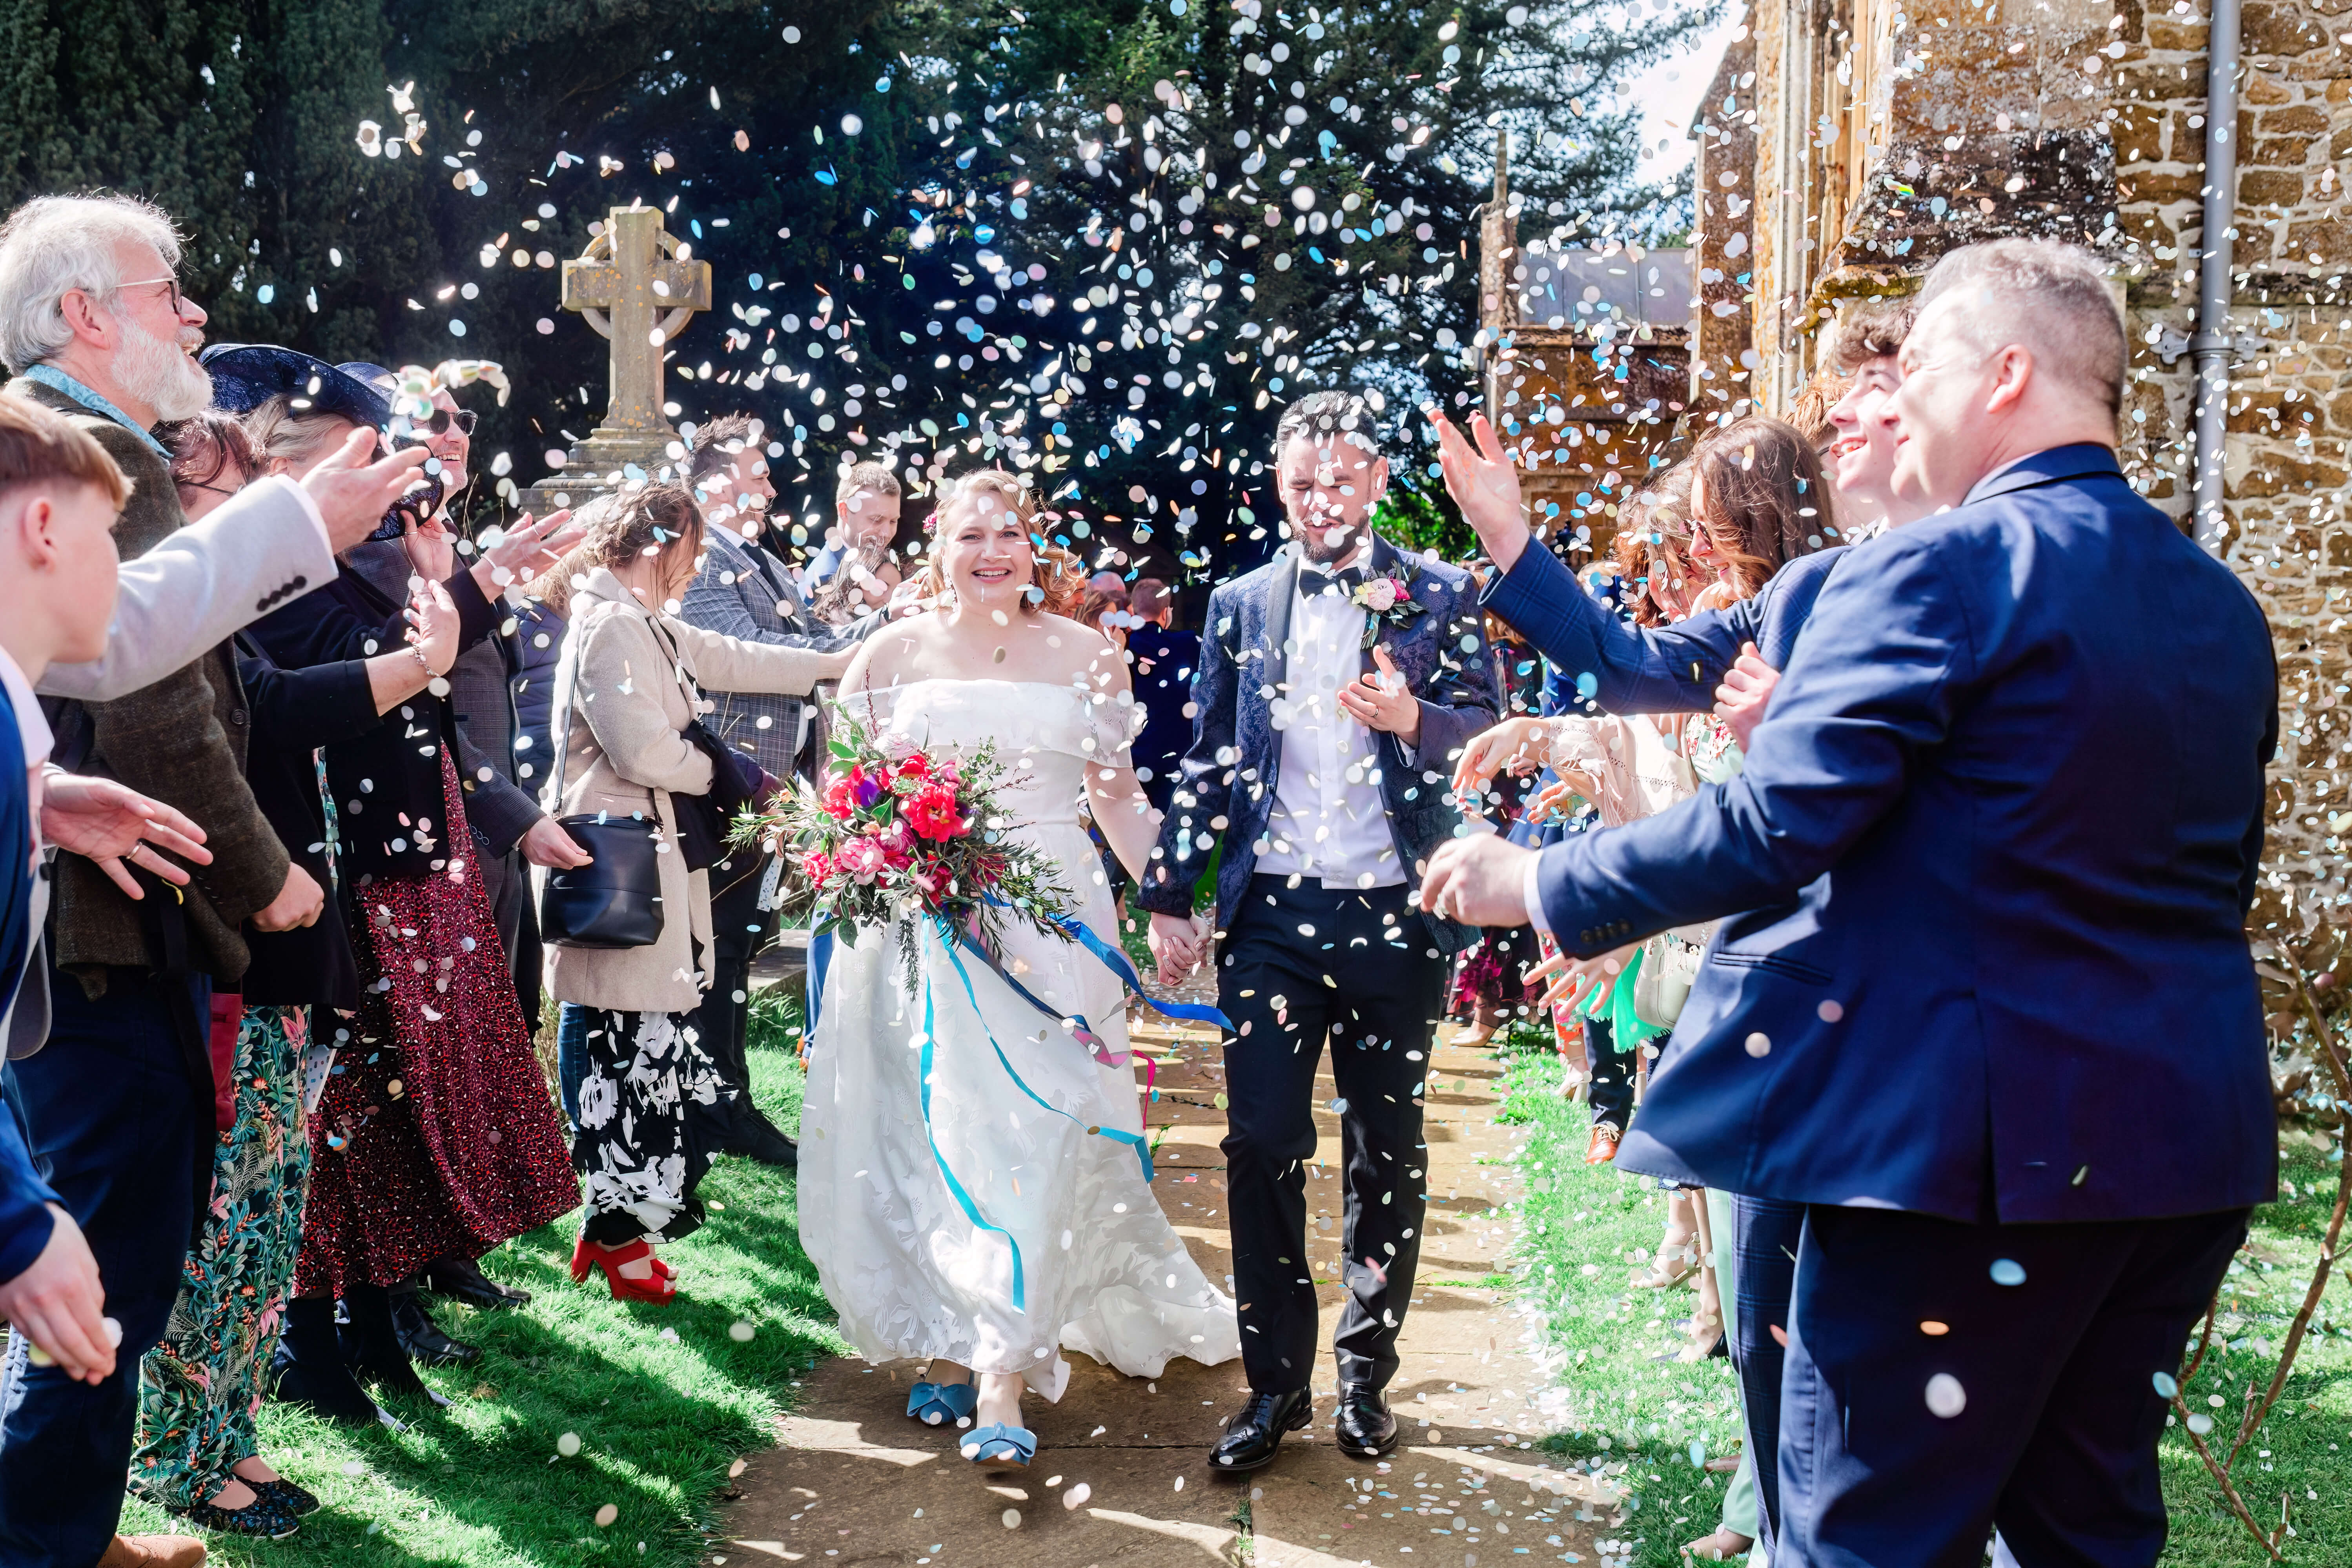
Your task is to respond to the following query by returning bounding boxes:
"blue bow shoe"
[959,1422,1036,1468]
[906,1380,979,1427]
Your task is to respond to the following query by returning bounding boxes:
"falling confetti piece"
[595,1504,619,1528]
[556,1431,582,1457]
[1989,1258,2027,1286]
[1924,1374,1966,1418]
[1001,1508,1022,1528]
[1063,1482,1091,1510]
[2152,1371,2179,1399]
[1918,1320,1949,1336]
[729,1320,757,1341]
[1744,1032,1771,1057]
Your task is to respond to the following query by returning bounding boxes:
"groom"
[1142,390,1498,1472]
[1421,241,2277,1564]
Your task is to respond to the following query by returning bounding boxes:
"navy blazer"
[1137,534,1500,952]
[0,689,63,1284]
[1536,446,2277,1224]
[1482,536,1846,713]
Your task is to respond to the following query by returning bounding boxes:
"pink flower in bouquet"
[904,782,966,842]
[800,849,836,888]
[876,817,916,869]
[836,836,887,884]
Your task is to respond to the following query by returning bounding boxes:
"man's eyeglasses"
[423,408,479,436]
[114,276,186,318]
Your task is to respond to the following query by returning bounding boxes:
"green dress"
[131,1005,313,1508]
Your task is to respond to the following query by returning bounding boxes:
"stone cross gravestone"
[518,203,712,513]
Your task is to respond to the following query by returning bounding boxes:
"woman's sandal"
[907,1380,979,1427]
[959,1422,1037,1470]
[1629,1232,1700,1290]
[570,1236,679,1303]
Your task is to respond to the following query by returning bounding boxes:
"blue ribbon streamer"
[934,924,1156,1187]
[918,947,1028,1313]
[1041,911,1233,1033]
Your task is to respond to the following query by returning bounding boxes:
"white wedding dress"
[799,678,1239,1399]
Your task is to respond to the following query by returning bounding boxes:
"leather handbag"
[538,696,667,949]
[540,812,667,949]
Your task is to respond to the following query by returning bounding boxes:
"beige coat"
[541,567,837,1014]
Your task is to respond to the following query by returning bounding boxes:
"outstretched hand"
[474,509,583,594]
[38,771,212,901]
[1450,716,1552,807]
[1426,407,1530,571]
[1416,833,1534,928]
[302,429,432,555]
[1523,942,1638,1014]
[1337,647,1421,746]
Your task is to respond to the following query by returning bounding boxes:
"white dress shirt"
[1256,546,1411,891]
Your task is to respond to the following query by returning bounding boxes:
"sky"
[1622,4,1747,186]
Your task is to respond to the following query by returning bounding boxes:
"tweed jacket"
[32,470,332,703]
[541,568,839,1014]
[12,377,290,992]
[680,527,860,781]
[345,541,544,857]
[1136,534,1501,953]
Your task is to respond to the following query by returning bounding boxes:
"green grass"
[1498,1047,2352,1566]
[120,994,842,1567]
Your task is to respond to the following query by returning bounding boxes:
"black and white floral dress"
[571,1007,724,1245]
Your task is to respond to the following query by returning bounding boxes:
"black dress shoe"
[1211,1388,1312,1473]
[708,1101,798,1167]
[391,1286,482,1366]
[1335,1383,1399,1458]
[422,1252,531,1310]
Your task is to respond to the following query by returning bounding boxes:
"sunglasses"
[421,408,479,436]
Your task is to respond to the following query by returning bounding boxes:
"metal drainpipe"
[2189,0,2243,554]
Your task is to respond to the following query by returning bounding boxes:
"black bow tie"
[1301,561,1368,597]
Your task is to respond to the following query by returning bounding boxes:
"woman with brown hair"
[800,466,1238,1471]
[544,483,853,1300]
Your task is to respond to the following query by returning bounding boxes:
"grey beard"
[117,318,212,423]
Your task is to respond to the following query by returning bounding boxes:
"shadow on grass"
[122,1033,844,1568]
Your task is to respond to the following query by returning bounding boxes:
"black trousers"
[687,848,776,1149]
[0,968,208,1568]
[1217,875,1447,1394]
[1583,1015,1638,1131]
[1778,1203,2245,1567]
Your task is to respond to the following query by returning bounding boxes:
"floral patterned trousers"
[572,1007,721,1247]
[132,1006,312,1509]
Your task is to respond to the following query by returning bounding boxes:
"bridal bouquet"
[735,705,1075,958]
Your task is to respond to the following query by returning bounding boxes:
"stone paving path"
[716,1017,1631,1568]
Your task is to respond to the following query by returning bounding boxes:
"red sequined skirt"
[293,757,580,1295]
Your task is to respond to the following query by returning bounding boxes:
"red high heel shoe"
[570,1236,678,1303]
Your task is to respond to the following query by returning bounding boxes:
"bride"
[797,469,1239,1469]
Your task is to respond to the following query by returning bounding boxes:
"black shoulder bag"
[538,684,667,951]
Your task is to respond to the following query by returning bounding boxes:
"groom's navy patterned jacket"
[1137,533,1500,954]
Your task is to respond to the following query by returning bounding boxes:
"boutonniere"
[1351,575,1427,649]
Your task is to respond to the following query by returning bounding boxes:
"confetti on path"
[717,1018,1612,1567]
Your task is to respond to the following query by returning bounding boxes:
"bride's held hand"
[1524,943,1636,1014]
[1147,911,1207,984]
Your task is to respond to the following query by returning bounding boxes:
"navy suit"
[1139,535,1498,1394]
[1483,538,1845,714]
[1508,446,2276,1564]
